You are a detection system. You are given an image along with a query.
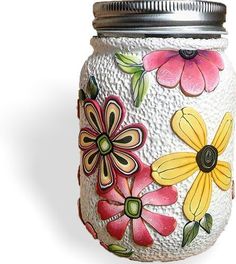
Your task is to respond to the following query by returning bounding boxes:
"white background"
[0,0,235,263]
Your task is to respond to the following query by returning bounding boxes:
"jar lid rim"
[93,0,227,36]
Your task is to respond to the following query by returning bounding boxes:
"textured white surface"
[79,37,236,262]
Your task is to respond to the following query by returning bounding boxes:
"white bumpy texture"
[79,37,236,262]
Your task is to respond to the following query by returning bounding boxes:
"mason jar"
[78,0,236,261]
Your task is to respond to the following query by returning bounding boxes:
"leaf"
[182,221,200,247]
[87,76,99,99]
[78,89,86,101]
[131,71,149,107]
[115,53,143,74]
[108,244,134,258]
[200,213,213,234]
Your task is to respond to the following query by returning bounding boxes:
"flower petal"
[142,209,177,236]
[106,215,130,240]
[98,155,116,193]
[141,186,178,206]
[85,222,98,239]
[151,153,198,186]
[198,50,224,70]
[111,149,141,176]
[84,99,105,134]
[143,50,178,72]
[112,124,147,151]
[211,113,233,155]
[157,55,185,88]
[132,218,153,246]
[132,164,153,197]
[212,161,232,191]
[180,60,205,96]
[82,147,100,175]
[116,175,131,198]
[194,55,220,92]
[97,186,125,204]
[183,171,212,221]
[172,107,208,151]
[104,96,126,137]
[97,201,124,220]
[79,128,97,150]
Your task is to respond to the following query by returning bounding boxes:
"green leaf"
[108,244,134,258]
[115,53,143,74]
[87,76,99,99]
[182,221,200,248]
[78,89,86,101]
[200,213,213,234]
[131,71,149,107]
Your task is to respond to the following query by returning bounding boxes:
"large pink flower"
[97,165,178,247]
[79,96,147,193]
[143,50,224,96]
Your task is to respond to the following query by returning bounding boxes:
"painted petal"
[181,60,205,96]
[183,171,212,221]
[143,50,178,72]
[98,155,116,193]
[132,218,153,246]
[211,113,233,155]
[85,222,98,239]
[97,200,124,220]
[97,186,125,204]
[198,50,224,70]
[212,161,232,191]
[78,198,85,225]
[111,149,140,176]
[84,99,105,134]
[112,124,147,151]
[103,96,126,137]
[141,186,178,206]
[116,175,131,198]
[142,209,177,236]
[82,147,99,175]
[79,128,97,150]
[132,164,153,197]
[172,107,208,151]
[152,153,198,186]
[194,55,220,92]
[106,215,130,240]
[157,55,185,88]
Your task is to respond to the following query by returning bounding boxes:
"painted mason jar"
[78,0,236,261]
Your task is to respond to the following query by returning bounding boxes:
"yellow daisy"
[152,107,233,221]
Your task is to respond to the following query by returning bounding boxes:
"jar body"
[78,37,236,262]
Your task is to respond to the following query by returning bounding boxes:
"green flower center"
[196,145,218,173]
[179,50,198,60]
[97,134,113,155]
[124,197,142,219]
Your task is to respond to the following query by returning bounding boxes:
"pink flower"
[79,96,147,194]
[143,50,224,96]
[97,165,178,247]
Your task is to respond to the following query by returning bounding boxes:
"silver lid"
[93,0,226,36]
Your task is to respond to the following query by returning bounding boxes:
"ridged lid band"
[93,0,226,36]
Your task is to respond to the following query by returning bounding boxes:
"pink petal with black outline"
[157,55,185,88]
[180,60,205,96]
[97,200,124,220]
[106,215,130,240]
[132,164,153,197]
[198,50,224,70]
[142,209,177,236]
[141,186,178,206]
[194,55,220,92]
[132,218,153,246]
[143,50,178,72]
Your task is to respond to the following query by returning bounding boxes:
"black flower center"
[196,145,218,173]
[179,50,198,60]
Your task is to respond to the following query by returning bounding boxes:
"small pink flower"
[143,50,224,96]
[97,165,178,247]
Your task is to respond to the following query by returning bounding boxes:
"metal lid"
[93,0,226,36]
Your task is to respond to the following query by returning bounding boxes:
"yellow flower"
[152,107,233,221]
